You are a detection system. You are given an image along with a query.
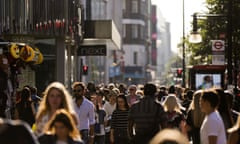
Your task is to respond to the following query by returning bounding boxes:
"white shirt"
[35,113,50,137]
[103,101,116,118]
[73,97,95,130]
[103,101,116,132]
[200,111,226,144]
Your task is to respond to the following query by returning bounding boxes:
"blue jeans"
[80,129,89,144]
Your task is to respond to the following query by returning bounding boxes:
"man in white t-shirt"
[200,89,226,144]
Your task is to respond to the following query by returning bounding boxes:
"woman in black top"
[110,94,130,144]
[15,87,36,127]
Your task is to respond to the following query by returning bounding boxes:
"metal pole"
[182,0,186,88]
[227,0,233,86]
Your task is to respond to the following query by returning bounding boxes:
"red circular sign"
[214,41,224,49]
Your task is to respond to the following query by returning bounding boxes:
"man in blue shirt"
[72,82,95,144]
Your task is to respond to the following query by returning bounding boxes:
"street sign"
[212,55,225,65]
[78,45,107,56]
[212,40,225,51]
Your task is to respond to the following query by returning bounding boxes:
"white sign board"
[212,40,225,51]
[212,55,225,65]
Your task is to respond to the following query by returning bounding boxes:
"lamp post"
[182,0,186,88]
[189,0,235,88]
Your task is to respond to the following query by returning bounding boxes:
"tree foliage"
[188,0,240,66]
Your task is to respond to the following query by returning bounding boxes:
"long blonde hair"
[36,82,75,122]
[43,109,81,141]
[188,90,205,128]
[162,95,183,114]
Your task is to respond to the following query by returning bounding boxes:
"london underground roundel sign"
[212,40,225,51]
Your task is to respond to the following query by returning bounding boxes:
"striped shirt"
[129,96,166,134]
[111,109,129,130]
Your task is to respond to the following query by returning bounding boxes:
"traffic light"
[82,65,88,75]
[177,68,183,78]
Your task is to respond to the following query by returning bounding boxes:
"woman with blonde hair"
[35,82,77,137]
[185,90,205,144]
[162,95,186,131]
[38,109,83,144]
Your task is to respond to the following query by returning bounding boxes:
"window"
[131,0,138,13]
[134,52,138,65]
[140,26,144,39]
[123,24,126,38]
[131,24,138,38]
[123,0,126,12]
[140,2,146,15]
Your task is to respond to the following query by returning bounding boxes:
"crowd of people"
[0,81,240,144]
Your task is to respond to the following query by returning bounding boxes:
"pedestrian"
[227,115,240,144]
[185,90,205,144]
[72,81,95,144]
[35,81,77,137]
[90,93,107,144]
[110,94,130,144]
[30,86,42,112]
[161,94,186,135]
[215,89,235,136]
[38,109,83,144]
[149,128,189,144]
[103,89,117,144]
[128,83,167,144]
[200,89,226,144]
[0,118,39,144]
[15,87,36,127]
[126,85,141,107]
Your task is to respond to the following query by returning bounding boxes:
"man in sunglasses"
[72,82,95,144]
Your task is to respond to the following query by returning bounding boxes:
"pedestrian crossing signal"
[82,65,88,75]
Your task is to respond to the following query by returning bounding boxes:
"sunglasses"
[73,89,82,93]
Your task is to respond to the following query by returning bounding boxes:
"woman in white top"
[35,82,77,137]
[200,89,226,144]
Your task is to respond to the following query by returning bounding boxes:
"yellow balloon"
[20,45,35,62]
[10,43,20,59]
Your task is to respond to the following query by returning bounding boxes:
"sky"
[152,0,207,53]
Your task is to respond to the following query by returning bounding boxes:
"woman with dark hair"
[15,87,36,127]
[110,94,130,144]
[0,118,39,144]
[38,109,83,144]
[215,89,235,134]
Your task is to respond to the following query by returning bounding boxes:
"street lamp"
[189,9,234,87]
[189,13,202,43]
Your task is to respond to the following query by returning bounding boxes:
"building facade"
[122,0,152,84]
[0,0,121,92]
